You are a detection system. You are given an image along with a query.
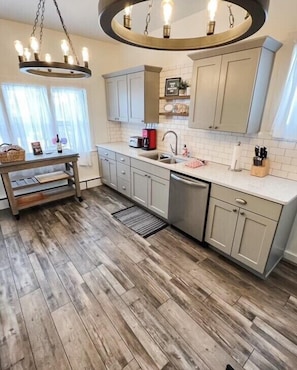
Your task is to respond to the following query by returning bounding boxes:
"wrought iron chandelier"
[14,0,91,78]
[98,0,269,51]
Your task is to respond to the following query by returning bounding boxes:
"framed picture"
[31,141,43,155]
[165,77,181,96]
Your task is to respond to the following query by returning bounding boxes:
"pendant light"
[14,0,91,78]
[98,0,269,51]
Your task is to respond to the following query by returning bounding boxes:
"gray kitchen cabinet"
[205,184,297,278]
[104,75,128,122]
[97,148,117,190]
[103,65,162,124]
[131,158,170,219]
[188,36,282,134]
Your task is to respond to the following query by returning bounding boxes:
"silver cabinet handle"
[104,152,108,156]
[121,170,126,174]
[122,186,126,190]
[171,173,208,188]
[120,157,125,162]
[240,211,245,216]
[235,198,247,205]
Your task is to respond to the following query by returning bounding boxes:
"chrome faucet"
[162,130,178,155]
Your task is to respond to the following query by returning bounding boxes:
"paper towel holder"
[229,141,242,172]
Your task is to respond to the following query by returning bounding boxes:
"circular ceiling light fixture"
[98,0,269,51]
[14,0,91,78]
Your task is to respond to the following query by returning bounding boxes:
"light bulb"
[61,39,69,55]
[24,48,31,61]
[124,5,133,16]
[68,55,74,65]
[30,36,39,60]
[14,40,24,56]
[123,5,133,29]
[162,0,173,25]
[207,0,218,22]
[82,47,89,67]
[45,53,51,63]
[207,0,218,35]
[14,40,24,62]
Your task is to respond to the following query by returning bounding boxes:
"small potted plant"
[178,79,191,96]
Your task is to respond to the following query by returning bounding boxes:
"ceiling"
[0,0,207,42]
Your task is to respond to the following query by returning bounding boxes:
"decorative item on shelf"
[251,145,270,177]
[31,141,43,155]
[98,0,269,51]
[165,77,181,96]
[0,144,25,163]
[14,0,91,78]
[178,80,191,96]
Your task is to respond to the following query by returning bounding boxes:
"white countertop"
[97,142,297,205]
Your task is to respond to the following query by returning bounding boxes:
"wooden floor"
[1,186,297,370]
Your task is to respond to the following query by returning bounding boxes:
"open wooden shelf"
[16,186,76,210]
[160,95,190,100]
[159,112,189,117]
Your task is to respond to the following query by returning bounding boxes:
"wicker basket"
[0,143,25,163]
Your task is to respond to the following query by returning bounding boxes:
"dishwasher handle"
[171,173,208,188]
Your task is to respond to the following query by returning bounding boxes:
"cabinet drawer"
[117,178,130,197]
[116,153,130,165]
[211,184,282,221]
[117,162,130,181]
[131,158,170,180]
[97,148,116,160]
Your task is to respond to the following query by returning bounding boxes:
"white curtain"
[2,84,54,152]
[272,44,297,140]
[51,87,92,166]
[0,100,10,144]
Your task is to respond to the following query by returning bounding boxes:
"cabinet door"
[148,174,169,219]
[109,159,117,190]
[127,72,145,123]
[205,198,238,254]
[189,56,221,129]
[105,76,128,122]
[99,157,117,190]
[214,48,260,133]
[130,168,148,206]
[231,210,277,274]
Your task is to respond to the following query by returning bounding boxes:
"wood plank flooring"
[0,185,297,370]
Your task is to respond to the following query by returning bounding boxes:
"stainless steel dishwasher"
[168,172,210,242]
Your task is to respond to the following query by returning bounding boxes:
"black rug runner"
[112,205,167,238]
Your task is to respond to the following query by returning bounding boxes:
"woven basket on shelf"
[0,143,25,163]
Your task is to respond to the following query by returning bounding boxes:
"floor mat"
[112,205,168,238]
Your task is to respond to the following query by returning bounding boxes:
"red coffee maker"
[142,128,157,150]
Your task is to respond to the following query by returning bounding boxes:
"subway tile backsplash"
[108,63,297,182]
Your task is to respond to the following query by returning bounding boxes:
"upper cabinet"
[105,75,128,122]
[103,65,162,124]
[188,36,282,134]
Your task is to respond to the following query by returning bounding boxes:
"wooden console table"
[0,150,82,219]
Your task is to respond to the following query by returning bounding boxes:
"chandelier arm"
[144,0,153,36]
[52,0,79,64]
[39,0,46,50]
[31,0,43,38]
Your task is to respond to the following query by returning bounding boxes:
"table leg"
[1,173,19,216]
[71,160,82,199]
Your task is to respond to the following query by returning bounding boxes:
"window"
[272,44,297,140]
[1,83,92,164]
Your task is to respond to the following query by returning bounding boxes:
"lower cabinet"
[205,184,283,276]
[205,197,277,273]
[98,148,117,190]
[131,159,170,219]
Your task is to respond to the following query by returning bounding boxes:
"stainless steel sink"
[139,152,187,165]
